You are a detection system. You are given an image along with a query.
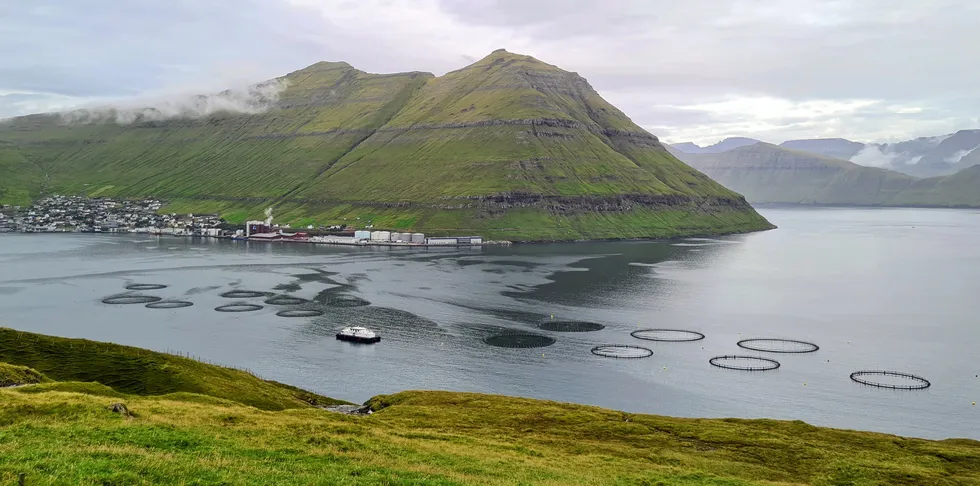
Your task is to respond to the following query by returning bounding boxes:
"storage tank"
[391,232,405,242]
[371,231,391,241]
[354,230,371,240]
[411,233,425,243]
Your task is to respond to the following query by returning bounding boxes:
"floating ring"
[215,303,263,312]
[145,301,194,309]
[709,355,780,371]
[265,295,309,305]
[591,345,654,359]
[538,320,605,332]
[276,309,325,318]
[102,295,162,305]
[631,329,705,342]
[850,370,930,390]
[219,290,269,299]
[737,338,819,353]
[125,283,168,291]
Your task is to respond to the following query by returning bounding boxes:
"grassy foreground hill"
[0,50,772,241]
[2,328,980,485]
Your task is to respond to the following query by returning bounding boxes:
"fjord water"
[1,207,978,440]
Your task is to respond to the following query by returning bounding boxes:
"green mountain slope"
[891,165,980,207]
[0,50,772,241]
[675,143,918,205]
[3,329,980,485]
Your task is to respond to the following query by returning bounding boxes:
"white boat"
[336,326,381,344]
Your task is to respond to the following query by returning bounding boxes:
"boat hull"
[336,334,381,344]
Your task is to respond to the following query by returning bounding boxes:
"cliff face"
[0,50,773,241]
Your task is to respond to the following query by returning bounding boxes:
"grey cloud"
[1,0,977,145]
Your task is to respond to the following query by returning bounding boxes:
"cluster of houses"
[1,196,490,247]
[0,196,223,235]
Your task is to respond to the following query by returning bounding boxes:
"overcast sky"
[3,0,978,145]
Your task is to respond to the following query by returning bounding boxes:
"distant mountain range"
[668,142,980,207]
[672,130,980,178]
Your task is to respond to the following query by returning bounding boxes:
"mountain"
[0,50,772,241]
[910,129,980,175]
[778,138,865,160]
[669,137,761,154]
[890,165,980,207]
[673,142,980,207]
[674,143,917,205]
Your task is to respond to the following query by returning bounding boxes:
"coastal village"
[0,195,488,246]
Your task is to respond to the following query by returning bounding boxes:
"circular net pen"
[850,370,931,390]
[737,338,819,354]
[484,333,556,349]
[276,309,325,318]
[591,344,654,359]
[102,295,162,305]
[219,290,269,299]
[265,295,309,306]
[125,283,168,291]
[145,300,194,309]
[538,320,605,332]
[631,329,705,342]
[215,303,264,313]
[709,355,780,371]
[322,295,371,308]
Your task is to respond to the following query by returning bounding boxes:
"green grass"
[0,329,978,485]
[0,328,346,410]
[0,362,48,387]
[0,50,773,240]
[2,378,980,484]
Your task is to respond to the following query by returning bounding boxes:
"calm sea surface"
[1,207,978,440]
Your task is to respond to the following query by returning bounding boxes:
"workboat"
[336,326,381,344]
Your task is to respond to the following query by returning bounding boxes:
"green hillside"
[674,143,917,205]
[0,50,772,241]
[3,329,980,485]
[891,165,980,207]
[675,142,980,207]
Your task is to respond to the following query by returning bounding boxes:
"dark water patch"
[265,295,309,305]
[314,288,370,308]
[146,301,194,309]
[273,282,303,292]
[0,287,24,295]
[591,345,653,359]
[539,320,605,332]
[631,329,705,342]
[215,303,263,312]
[102,295,162,305]
[484,333,556,349]
[219,290,270,299]
[709,356,780,371]
[125,283,168,291]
